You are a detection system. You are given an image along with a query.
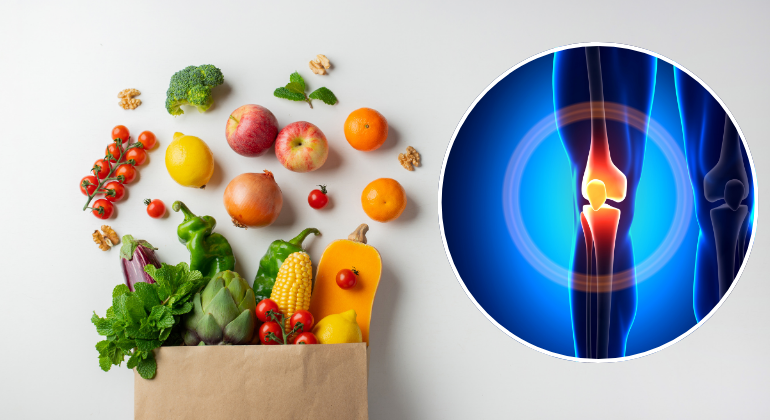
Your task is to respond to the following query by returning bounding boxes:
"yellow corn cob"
[270,251,313,332]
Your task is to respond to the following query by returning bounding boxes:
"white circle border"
[437,41,760,363]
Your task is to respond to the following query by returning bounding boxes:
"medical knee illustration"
[674,69,754,321]
[554,46,655,359]
[441,44,756,360]
[578,48,627,358]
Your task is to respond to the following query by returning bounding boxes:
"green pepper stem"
[172,201,196,220]
[288,228,321,247]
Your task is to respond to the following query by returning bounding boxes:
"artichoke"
[183,270,257,345]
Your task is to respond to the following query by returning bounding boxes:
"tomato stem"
[82,138,141,211]
[265,310,303,345]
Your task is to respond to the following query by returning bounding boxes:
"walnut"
[309,54,330,75]
[117,88,142,110]
[93,226,119,251]
[398,146,421,171]
[309,60,326,75]
[119,98,142,110]
[118,88,140,99]
[316,54,331,69]
[93,230,110,251]
[101,225,120,245]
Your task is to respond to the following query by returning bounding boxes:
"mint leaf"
[95,340,111,354]
[170,301,193,316]
[99,356,113,372]
[115,338,135,353]
[113,284,130,299]
[134,282,160,313]
[274,87,307,102]
[92,313,114,336]
[137,354,157,379]
[125,295,146,324]
[126,353,140,369]
[290,71,305,91]
[285,82,305,95]
[309,87,338,105]
[136,339,162,353]
[145,262,200,301]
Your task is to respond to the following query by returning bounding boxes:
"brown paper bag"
[135,343,368,420]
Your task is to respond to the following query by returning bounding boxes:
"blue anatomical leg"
[673,69,755,321]
[554,47,656,358]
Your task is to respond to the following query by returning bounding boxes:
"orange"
[344,108,388,151]
[361,178,407,222]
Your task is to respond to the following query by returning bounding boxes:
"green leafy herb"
[308,87,338,106]
[91,262,207,379]
[273,72,338,108]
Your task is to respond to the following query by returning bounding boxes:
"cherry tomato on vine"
[259,322,283,345]
[92,159,111,179]
[137,131,157,150]
[289,310,315,333]
[125,147,147,166]
[112,125,130,142]
[80,175,98,195]
[308,185,329,209]
[336,268,359,289]
[114,164,137,183]
[293,332,318,345]
[103,181,125,202]
[91,199,114,219]
[256,299,280,323]
[145,199,165,218]
[105,143,123,163]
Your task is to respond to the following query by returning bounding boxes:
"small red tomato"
[293,332,318,345]
[125,147,147,166]
[137,131,157,150]
[105,143,123,163]
[93,159,111,179]
[145,199,165,218]
[308,185,329,209]
[336,268,359,289]
[80,175,98,195]
[112,125,130,142]
[103,181,125,202]
[256,299,280,323]
[114,164,137,183]
[92,199,114,219]
[290,310,315,333]
[259,322,284,345]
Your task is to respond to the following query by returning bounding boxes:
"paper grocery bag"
[135,343,368,420]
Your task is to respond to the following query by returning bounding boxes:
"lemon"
[165,132,215,188]
[312,310,363,344]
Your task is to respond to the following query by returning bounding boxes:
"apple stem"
[229,115,240,124]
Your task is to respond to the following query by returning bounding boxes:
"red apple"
[225,104,279,157]
[275,121,329,173]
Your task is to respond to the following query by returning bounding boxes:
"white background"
[2,1,769,418]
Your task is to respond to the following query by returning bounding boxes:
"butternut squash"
[310,224,382,345]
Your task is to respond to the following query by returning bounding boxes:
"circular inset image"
[439,43,758,361]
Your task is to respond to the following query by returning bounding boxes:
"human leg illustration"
[554,47,657,358]
[674,69,754,320]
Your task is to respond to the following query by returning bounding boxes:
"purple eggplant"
[120,235,161,291]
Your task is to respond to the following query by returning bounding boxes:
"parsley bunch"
[274,72,338,108]
[91,262,207,379]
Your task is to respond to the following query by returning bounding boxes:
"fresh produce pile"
[88,60,408,379]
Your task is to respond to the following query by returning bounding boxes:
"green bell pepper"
[253,227,320,302]
[172,201,235,278]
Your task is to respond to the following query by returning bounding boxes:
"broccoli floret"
[165,65,224,116]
